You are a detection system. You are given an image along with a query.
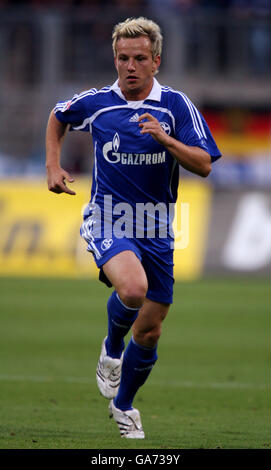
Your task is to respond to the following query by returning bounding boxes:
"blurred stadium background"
[0,0,271,280]
[1,0,271,450]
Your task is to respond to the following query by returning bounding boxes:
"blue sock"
[114,337,158,411]
[105,291,139,359]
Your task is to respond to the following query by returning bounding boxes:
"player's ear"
[114,55,118,71]
[152,55,161,74]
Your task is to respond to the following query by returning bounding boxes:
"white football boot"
[109,399,145,439]
[96,337,123,399]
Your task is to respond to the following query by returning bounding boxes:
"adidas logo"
[129,113,139,122]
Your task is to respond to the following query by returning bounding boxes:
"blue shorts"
[80,223,174,304]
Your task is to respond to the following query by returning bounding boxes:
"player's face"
[114,36,161,101]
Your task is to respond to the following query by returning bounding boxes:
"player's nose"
[127,58,136,71]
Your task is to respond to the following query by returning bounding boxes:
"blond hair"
[112,17,163,59]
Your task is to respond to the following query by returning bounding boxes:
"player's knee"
[118,281,147,309]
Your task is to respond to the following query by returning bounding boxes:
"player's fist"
[47,166,76,195]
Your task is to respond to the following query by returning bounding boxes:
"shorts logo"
[101,238,113,251]
[160,122,171,135]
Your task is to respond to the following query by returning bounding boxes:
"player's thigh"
[142,246,174,305]
[103,250,148,305]
[132,298,170,347]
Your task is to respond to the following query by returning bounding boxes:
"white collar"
[110,77,162,102]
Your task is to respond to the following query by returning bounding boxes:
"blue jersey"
[54,78,221,244]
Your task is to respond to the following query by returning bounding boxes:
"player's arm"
[45,110,76,195]
[138,113,211,177]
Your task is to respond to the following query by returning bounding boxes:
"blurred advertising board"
[0,179,96,278]
[0,179,209,280]
[0,179,270,279]
[204,189,271,275]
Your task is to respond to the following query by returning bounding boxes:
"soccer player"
[46,17,221,439]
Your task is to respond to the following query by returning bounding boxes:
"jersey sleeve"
[174,93,222,162]
[54,89,97,132]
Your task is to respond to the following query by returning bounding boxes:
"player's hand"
[46,166,76,195]
[138,113,170,146]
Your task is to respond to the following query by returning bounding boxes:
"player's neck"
[120,79,154,102]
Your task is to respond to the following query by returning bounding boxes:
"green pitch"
[0,277,270,449]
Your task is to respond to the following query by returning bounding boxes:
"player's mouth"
[126,76,139,82]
